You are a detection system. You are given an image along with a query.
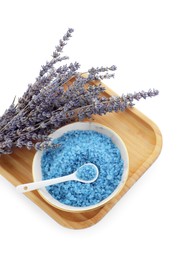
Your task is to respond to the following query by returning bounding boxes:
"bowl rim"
[32,122,129,212]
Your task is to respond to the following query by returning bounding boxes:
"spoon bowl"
[75,163,99,183]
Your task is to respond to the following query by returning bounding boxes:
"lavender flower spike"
[0,28,159,156]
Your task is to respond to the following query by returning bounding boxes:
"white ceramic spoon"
[16,163,99,193]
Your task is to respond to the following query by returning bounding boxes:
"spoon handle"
[16,173,76,193]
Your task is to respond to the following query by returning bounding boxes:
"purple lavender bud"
[52,51,60,58]
[35,142,42,151]
[68,28,74,33]
[109,65,117,71]
[133,92,142,101]
[26,141,33,150]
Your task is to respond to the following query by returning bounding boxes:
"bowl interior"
[33,122,129,212]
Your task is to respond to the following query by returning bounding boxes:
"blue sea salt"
[41,130,124,207]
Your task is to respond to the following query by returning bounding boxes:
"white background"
[0,0,196,259]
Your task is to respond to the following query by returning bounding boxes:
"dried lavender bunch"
[0,29,159,155]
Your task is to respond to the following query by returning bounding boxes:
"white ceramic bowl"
[33,122,129,212]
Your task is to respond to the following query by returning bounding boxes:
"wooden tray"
[0,86,162,229]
